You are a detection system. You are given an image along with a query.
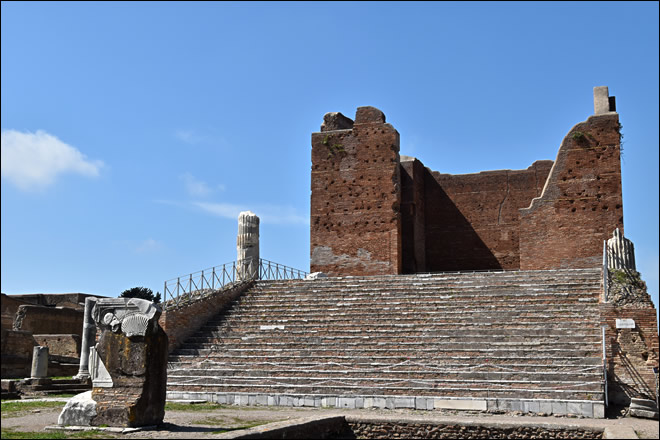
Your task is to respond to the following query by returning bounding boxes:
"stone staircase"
[167,268,605,417]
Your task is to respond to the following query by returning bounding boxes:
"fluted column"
[607,228,636,271]
[237,211,259,280]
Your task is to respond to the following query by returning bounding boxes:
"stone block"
[415,397,433,410]
[256,395,268,406]
[523,401,540,414]
[566,401,582,416]
[268,396,278,406]
[58,391,97,426]
[580,403,594,418]
[339,397,355,409]
[435,399,487,411]
[539,401,553,415]
[394,397,415,409]
[551,401,567,415]
[34,334,81,359]
[373,397,387,409]
[321,397,335,408]
[88,298,168,428]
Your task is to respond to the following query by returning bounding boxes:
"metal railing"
[603,240,609,302]
[602,324,609,408]
[162,258,307,308]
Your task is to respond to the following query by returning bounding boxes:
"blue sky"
[1,2,658,314]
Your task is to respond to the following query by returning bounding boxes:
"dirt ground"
[2,399,659,439]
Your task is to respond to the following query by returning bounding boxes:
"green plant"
[1,428,110,439]
[322,135,330,146]
[119,286,161,303]
[164,402,230,411]
[571,131,586,141]
[326,143,346,158]
[617,122,624,159]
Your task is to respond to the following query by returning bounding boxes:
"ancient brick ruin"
[311,88,623,275]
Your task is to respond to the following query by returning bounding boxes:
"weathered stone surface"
[30,346,48,378]
[305,272,328,280]
[58,391,97,426]
[33,334,81,359]
[607,228,636,270]
[75,297,97,379]
[237,211,259,280]
[13,304,83,335]
[608,269,652,307]
[321,112,354,132]
[88,298,168,427]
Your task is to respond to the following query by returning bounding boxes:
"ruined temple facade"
[310,87,623,276]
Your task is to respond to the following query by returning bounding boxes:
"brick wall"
[600,304,659,404]
[158,281,254,353]
[417,161,552,271]
[310,107,402,276]
[13,305,83,335]
[400,158,427,273]
[519,114,623,269]
[310,93,623,275]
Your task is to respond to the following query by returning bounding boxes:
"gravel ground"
[2,400,658,439]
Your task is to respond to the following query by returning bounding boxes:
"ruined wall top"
[594,86,616,115]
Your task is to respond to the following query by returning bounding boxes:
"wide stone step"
[188,327,599,338]
[184,334,600,345]
[167,367,602,382]
[249,287,600,298]
[203,308,597,329]
[224,303,600,314]
[199,321,601,334]
[168,356,603,367]
[165,382,603,401]
[172,347,600,359]
[178,342,600,353]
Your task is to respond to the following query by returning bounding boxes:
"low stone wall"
[13,305,83,335]
[347,421,602,439]
[217,416,609,440]
[159,281,254,353]
[33,334,81,359]
[1,328,37,378]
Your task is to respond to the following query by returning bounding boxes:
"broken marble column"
[607,228,636,271]
[59,297,168,427]
[74,297,97,380]
[30,346,49,379]
[237,211,260,280]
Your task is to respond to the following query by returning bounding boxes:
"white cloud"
[193,201,308,225]
[175,130,205,145]
[135,238,164,254]
[180,173,211,197]
[179,173,225,197]
[1,129,103,191]
[193,201,244,219]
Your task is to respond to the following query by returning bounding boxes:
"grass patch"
[1,400,66,418]
[164,402,231,412]
[1,428,110,439]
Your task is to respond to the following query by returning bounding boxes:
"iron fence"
[162,258,307,308]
